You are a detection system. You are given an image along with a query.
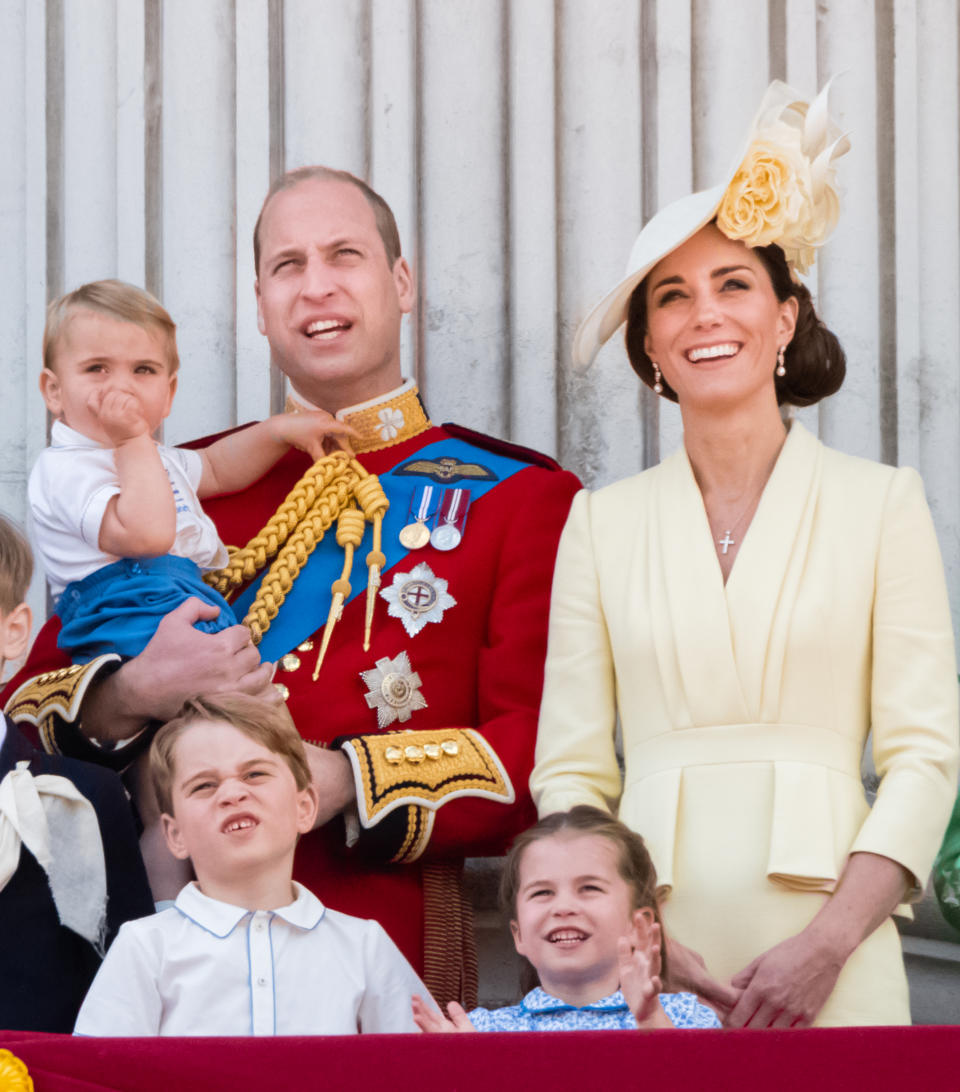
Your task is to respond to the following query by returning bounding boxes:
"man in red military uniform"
[3,167,580,1006]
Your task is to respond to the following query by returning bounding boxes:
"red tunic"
[4,417,580,996]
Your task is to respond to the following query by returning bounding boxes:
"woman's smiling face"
[642,223,798,411]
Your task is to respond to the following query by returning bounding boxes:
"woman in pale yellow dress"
[532,82,959,1027]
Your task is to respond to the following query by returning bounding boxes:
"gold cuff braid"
[3,655,121,755]
[342,727,515,830]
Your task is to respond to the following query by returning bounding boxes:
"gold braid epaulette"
[204,451,389,663]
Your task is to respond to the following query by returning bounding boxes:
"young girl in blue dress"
[413,806,721,1031]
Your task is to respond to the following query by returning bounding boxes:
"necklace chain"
[711,486,765,556]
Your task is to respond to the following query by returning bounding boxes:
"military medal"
[430,488,470,551]
[360,651,428,728]
[380,562,456,637]
[398,485,437,550]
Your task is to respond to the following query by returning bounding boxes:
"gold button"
[440,740,459,756]
[424,743,441,760]
[297,639,315,652]
[280,653,301,673]
[385,746,404,764]
[274,683,290,701]
[404,745,425,764]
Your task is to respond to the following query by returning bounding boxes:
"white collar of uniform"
[286,377,416,418]
[175,880,326,937]
[50,419,113,450]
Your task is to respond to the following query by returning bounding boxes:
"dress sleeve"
[850,467,960,889]
[530,488,623,817]
[73,923,163,1036]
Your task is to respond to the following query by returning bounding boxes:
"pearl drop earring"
[776,346,786,377]
[652,362,663,394]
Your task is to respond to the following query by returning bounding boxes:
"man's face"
[255,178,414,409]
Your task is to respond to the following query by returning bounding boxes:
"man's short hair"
[0,515,33,615]
[253,166,402,274]
[43,279,180,374]
[150,692,312,816]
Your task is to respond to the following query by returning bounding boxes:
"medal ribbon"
[235,437,533,660]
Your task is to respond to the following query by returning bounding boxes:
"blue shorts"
[56,555,238,663]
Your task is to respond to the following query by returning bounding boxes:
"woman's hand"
[725,929,845,1028]
[725,852,911,1028]
[661,935,741,1018]
[411,995,476,1033]
[618,927,671,1027]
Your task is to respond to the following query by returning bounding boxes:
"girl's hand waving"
[411,994,477,1033]
[619,919,672,1028]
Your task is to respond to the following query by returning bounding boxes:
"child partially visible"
[0,515,153,1032]
[413,806,721,1031]
[31,278,355,664]
[74,692,428,1036]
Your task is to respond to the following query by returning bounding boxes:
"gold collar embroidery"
[284,382,432,453]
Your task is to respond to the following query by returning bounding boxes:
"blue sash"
[234,437,530,660]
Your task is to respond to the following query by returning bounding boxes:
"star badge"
[360,651,428,728]
[380,562,456,638]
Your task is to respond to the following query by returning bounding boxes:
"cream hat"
[572,80,850,370]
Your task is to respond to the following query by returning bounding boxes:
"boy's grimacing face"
[40,309,178,445]
[160,719,317,882]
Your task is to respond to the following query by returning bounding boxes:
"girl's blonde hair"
[501,805,668,983]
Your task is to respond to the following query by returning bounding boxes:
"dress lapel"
[724,421,822,720]
[651,447,749,727]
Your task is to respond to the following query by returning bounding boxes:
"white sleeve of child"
[358,921,432,1034]
[73,922,163,1036]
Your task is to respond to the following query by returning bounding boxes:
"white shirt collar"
[174,880,325,938]
[50,419,111,450]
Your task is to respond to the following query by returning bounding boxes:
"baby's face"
[40,309,177,445]
[161,718,316,886]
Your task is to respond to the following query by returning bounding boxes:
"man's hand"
[89,388,151,446]
[303,744,356,828]
[82,598,276,741]
[267,409,359,461]
[411,995,476,1033]
[725,929,845,1029]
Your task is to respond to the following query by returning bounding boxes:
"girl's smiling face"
[510,832,655,1007]
[642,223,797,412]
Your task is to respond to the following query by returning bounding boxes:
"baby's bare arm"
[95,390,176,557]
[197,411,358,497]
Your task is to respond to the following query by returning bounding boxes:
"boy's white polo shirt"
[74,881,427,1036]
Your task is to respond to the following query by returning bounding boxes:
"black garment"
[0,715,153,1032]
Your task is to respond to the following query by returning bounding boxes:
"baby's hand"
[89,388,151,445]
[411,995,477,1033]
[269,409,359,461]
[619,924,670,1027]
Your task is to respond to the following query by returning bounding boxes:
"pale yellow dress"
[532,422,959,1026]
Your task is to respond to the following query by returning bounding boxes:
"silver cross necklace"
[713,487,765,556]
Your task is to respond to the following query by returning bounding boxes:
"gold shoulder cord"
[204,451,388,678]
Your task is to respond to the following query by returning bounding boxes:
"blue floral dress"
[468,988,720,1031]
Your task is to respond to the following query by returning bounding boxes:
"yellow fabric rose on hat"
[717,101,846,275]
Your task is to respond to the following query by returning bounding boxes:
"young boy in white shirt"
[74,692,429,1036]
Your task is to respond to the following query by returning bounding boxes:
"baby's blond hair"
[43,279,179,374]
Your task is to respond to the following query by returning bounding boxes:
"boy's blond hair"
[150,693,311,816]
[43,279,180,374]
[0,515,33,615]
